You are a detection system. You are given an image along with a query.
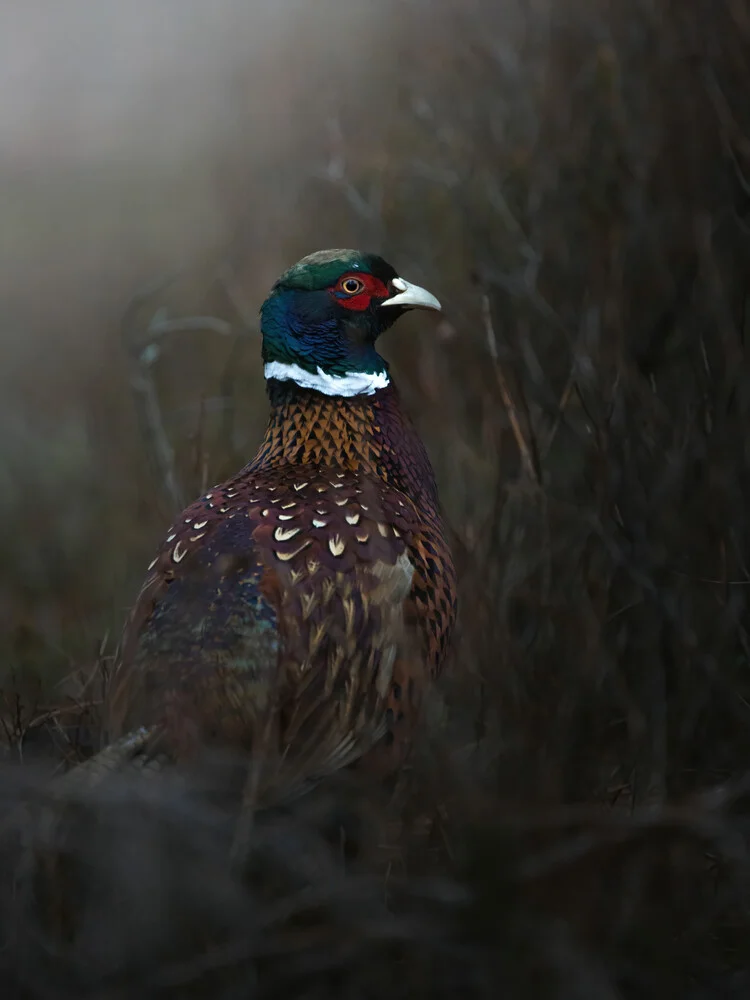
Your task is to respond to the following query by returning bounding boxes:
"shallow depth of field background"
[2,1,750,996]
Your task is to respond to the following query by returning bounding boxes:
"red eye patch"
[332,272,391,312]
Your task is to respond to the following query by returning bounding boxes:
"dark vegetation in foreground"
[2,1,750,995]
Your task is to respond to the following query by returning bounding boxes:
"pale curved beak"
[380,276,442,312]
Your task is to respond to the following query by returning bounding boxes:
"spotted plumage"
[103,249,457,809]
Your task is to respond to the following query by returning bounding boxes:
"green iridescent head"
[260,249,441,397]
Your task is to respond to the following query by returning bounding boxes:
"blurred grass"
[2,0,750,995]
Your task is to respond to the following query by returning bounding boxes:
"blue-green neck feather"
[260,289,387,378]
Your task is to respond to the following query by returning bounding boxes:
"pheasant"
[97,249,456,820]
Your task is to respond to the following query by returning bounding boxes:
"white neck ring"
[264,361,389,397]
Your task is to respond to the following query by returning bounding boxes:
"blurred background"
[2,0,750,995]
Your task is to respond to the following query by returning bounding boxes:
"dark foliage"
[2,0,750,996]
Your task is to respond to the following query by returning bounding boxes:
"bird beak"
[381,277,442,312]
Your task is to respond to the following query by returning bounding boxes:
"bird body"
[104,250,457,806]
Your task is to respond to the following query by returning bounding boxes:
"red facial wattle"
[332,272,391,312]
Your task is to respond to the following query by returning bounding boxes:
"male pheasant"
[102,249,457,813]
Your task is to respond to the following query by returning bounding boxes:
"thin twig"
[215,262,260,454]
[541,372,576,459]
[130,364,185,513]
[481,294,539,483]
[149,316,233,338]
[120,269,241,513]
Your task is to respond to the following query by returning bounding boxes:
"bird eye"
[340,277,364,295]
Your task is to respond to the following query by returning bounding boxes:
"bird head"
[260,249,441,397]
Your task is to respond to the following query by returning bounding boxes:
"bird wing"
[105,464,420,804]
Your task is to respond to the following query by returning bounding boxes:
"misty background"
[2,1,750,996]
